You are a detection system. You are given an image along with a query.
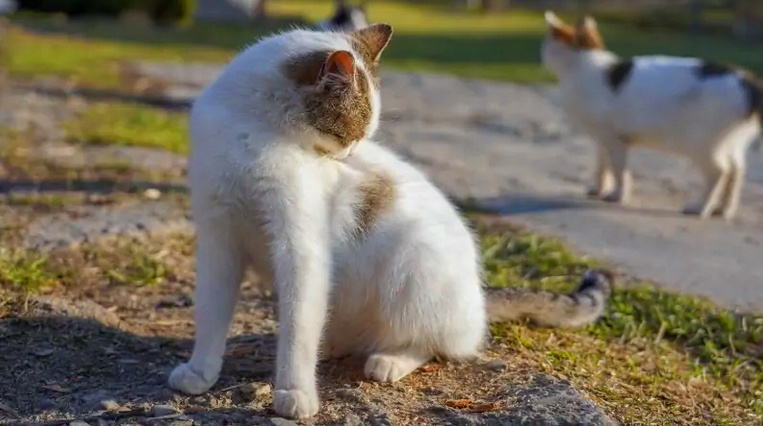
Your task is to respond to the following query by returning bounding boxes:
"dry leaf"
[419,364,442,373]
[468,402,502,413]
[41,384,70,393]
[445,399,473,409]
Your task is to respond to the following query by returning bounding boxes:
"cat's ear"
[317,50,356,90]
[352,23,393,62]
[577,15,598,30]
[545,10,575,45]
[545,10,564,29]
[574,15,603,49]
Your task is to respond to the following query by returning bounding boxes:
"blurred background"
[1,1,763,425]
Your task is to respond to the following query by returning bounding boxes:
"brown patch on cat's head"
[349,23,393,86]
[545,11,604,50]
[283,49,372,151]
[355,170,396,236]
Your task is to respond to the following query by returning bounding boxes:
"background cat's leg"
[364,349,432,383]
[587,143,615,198]
[719,156,746,220]
[684,157,730,218]
[601,139,631,204]
[169,222,244,395]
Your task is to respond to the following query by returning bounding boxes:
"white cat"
[168,24,611,419]
[542,11,762,220]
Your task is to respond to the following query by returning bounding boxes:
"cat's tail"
[485,270,612,328]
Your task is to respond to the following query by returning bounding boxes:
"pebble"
[151,404,179,416]
[340,414,364,426]
[485,359,508,371]
[267,418,299,426]
[69,421,90,426]
[143,188,162,200]
[99,399,120,411]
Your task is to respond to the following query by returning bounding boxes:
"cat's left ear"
[352,23,393,63]
[577,15,598,30]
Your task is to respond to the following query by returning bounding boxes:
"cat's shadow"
[463,192,686,219]
[0,313,359,423]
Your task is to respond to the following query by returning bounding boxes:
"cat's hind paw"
[168,363,218,395]
[273,388,319,419]
[364,352,429,383]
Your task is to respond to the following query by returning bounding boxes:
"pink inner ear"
[325,50,356,77]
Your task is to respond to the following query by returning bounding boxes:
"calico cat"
[542,11,763,220]
[168,24,611,419]
[315,0,369,32]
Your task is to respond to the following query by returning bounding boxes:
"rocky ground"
[2,61,762,425]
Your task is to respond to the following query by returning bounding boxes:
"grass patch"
[478,220,763,423]
[0,250,57,292]
[6,1,763,87]
[0,215,759,423]
[64,102,189,154]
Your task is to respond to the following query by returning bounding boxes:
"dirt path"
[135,63,763,312]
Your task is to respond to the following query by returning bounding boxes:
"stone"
[484,359,507,372]
[69,421,90,426]
[340,414,364,426]
[500,374,617,426]
[266,418,299,426]
[99,399,120,411]
[151,404,179,416]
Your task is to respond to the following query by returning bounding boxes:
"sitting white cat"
[542,11,762,220]
[168,23,611,419]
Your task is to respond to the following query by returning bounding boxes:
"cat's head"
[541,11,604,74]
[279,24,392,159]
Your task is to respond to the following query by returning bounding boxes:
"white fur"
[542,12,761,220]
[168,29,486,418]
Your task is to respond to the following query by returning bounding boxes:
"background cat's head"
[281,24,392,158]
[329,0,369,32]
[541,11,604,75]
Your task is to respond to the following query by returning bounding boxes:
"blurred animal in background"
[315,0,369,32]
[542,11,763,221]
[0,0,15,15]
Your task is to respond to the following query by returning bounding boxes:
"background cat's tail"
[485,270,612,328]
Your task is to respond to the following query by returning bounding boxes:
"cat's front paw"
[273,388,319,419]
[168,363,218,395]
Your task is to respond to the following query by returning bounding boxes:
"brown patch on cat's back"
[355,171,396,236]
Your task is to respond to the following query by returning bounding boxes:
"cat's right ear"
[544,10,574,45]
[317,50,356,90]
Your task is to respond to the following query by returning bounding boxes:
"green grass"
[0,250,57,292]
[64,102,189,153]
[3,216,760,423]
[6,0,763,87]
[478,221,763,423]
